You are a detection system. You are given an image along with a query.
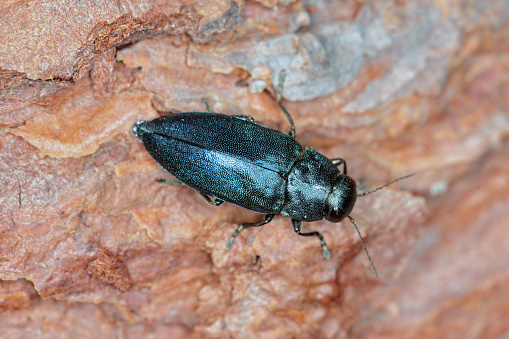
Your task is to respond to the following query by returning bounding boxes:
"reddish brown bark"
[0,0,508,338]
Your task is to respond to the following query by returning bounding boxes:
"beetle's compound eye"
[132,120,147,139]
[324,175,357,223]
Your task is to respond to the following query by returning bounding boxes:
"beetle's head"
[132,120,147,139]
[324,174,357,223]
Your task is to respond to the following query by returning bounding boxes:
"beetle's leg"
[199,193,224,206]
[202,99,255,122]
[253,255,262,269]
[235,115,256,122]
[226,214,275,250]
[331,158,347,175]
[157,179,223,206]
[203,99,213,113]
[276,70,296,139]
[156,178,184,185]
[291,219,330,260]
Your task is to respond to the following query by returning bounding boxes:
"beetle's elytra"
[133,71,412,277]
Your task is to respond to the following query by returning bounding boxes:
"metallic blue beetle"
[133,72,410,277]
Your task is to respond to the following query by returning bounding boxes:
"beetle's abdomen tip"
[132,120,147,139]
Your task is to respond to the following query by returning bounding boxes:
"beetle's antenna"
[357,173,415,197]
[276,70,296,139]
[348,216,378,278]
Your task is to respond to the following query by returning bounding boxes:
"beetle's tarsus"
[156,178,183,185]
[322,244,331,260]
[226,225,244,250]
[317,233,331,260]
[277,70,285,103]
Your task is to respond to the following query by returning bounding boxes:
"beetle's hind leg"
[292,220,331,260]
[226,214,275,250]
[157,179,223,206]
[331,158,347,175]
[156,178,183,185]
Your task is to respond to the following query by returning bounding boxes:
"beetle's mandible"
[133,71,412,277]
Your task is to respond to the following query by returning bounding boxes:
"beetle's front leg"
[292,220,330,260]
[226,214,275,250]
[331,158,347,175]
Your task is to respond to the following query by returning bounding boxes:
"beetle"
[133,71,412,277]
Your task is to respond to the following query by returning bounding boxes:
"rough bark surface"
[0,0,508,338]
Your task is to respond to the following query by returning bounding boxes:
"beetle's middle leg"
[203,98,255,122]
[226,214,275,250]
[199,193,224,206]
[235,115,255,122]
[202,99,213,113]
[331,158,347,175]
[292,219,331,260]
